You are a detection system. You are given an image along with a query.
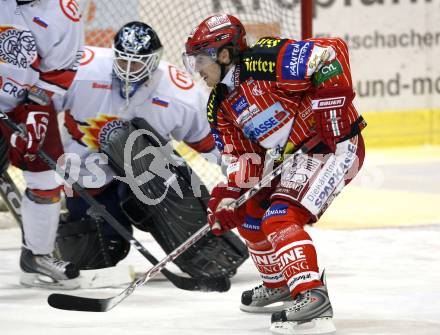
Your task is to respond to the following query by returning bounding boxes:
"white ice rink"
[1,224,439,335]
[1,147,439,335]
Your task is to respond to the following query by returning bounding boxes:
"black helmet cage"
[113,21,163,83]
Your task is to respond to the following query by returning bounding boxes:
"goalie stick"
[47,134,322,312]
[0,110,230,293]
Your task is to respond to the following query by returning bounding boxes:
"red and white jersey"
[0,1,39,113]
[59,46,214,186]
[209,37,360,187]
[0,1,83,113]
[20,0,84,96]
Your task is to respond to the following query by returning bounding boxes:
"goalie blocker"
[56,118,248,278]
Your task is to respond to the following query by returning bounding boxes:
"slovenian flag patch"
[33,17,48,28]
[152,97,169,107]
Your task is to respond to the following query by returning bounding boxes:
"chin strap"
[217,47,234,82]
[118,77,149,104]
[219,63,228,82]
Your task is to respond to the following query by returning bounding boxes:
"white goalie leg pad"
[270,318,336,335]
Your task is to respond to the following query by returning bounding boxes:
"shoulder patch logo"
[281,41,314,81]
[168,65,194,90]
[0,26,37,69]
[152,97,169,107]
[313,60,343,86]
[32,17,48,29]
[80,47,95,66]
[60,0,81,22]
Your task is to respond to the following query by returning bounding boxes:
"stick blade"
[48,293,111,312]
[197,276,231,292]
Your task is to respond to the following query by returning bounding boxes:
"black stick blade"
[197,276,231,292]
[48,293,112,312]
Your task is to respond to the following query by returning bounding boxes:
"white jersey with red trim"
[20,0,84,95]
[58,46,212,187]
[0,1,39,113]
[0,0,83,113]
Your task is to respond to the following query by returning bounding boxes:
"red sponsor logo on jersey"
[275,110,287,121]
[80,47,95,66]
[92,82,112,90]
[60,0,81,22]
[168,65,194,90]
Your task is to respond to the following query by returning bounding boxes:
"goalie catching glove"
[208,183,245,236]
[312,86,355,152]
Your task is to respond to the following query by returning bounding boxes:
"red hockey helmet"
[182,14,247,74]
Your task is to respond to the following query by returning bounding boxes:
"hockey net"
[4,0,311,216]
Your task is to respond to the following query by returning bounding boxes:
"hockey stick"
[0,110,230,293]
[0,171,23,228]
[47,134,322,312]
[0,132,23,228]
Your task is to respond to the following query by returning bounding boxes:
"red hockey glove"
[312,86,355,152]
[10,105,50,160]
[207,183,245,236]
[10,86,52,161]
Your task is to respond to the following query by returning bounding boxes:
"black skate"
[270,283,336,335]
[20,247,80,290]
[240,284,293,313]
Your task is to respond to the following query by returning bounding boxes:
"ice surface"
[1,146,439,334]
[1,225,439,335]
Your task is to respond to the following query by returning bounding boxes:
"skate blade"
[20,272,80,290]
[270,317,336,335]
[240,301,293,313]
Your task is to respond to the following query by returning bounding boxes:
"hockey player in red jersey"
[183,14,366,334]
[0,0,83,289]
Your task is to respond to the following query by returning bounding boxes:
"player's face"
[115,59,144,75]
[199,62,221,87]
[182,49,221,86]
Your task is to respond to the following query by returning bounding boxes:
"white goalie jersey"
[58,46,214,188]
[0,0,83,113]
